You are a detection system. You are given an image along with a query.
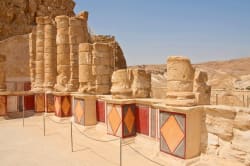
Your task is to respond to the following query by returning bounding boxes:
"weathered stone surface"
[232,129,250,153]
[166,56,196,106]
[193,70,211,105]
[90,35,127,70]
[218,144,247,163]
[234,108,250,131]
[166,56,194,82]
[0,0,75,41]
[219,92,243,107]
[0,34,30,82]
[205,105,237,119]
[111,68,151,98]
[205,112,233,141]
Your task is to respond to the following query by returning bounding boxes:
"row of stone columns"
[30,13,90,92]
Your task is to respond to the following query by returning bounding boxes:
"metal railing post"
[120,138,122,166]
[71,121,73,152]
[43,113,45,136]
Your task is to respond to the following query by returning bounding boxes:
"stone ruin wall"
[30,12,127,94]
[201,105,250,165]
[211,89,250,108]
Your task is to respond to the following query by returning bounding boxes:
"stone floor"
[0,113,244,166]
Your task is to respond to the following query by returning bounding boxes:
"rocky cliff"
[0,0,75,40]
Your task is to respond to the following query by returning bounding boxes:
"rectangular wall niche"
[107,103,136,138]
[160,111,186,159]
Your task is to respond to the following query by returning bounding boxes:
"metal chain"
[127,145,165,166]
[46,115,71,124]
[72,124,119,143]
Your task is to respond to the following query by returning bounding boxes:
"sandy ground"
[0,113,242,166]
[0,113,177,166]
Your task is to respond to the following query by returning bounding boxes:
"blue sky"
[74,0,250,65]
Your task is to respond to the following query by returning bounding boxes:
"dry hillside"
[194,57,250,90]
[129,57,250,96]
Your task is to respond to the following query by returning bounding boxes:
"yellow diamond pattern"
[108,106,121,134]
[75,101,83,123]
[124,107,135,134]
[62,97,70,115]
[55,97,61,115]
[161,115,184,153]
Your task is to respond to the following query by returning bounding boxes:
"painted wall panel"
[136,105,149,136]
[107,103,136,138]
[160,111,186,159]
[35,94,45,112]
[7,96,18,112]
[54,96,72,117]
[0,96,6,116]
[96,100,105,122]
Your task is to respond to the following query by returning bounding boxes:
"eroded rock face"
[111,68,151,98]
[0,0,75,40]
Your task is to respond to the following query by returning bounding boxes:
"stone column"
[0,55,6,91]
[78,43,92,93]
[193,70,211,105]
[131,69,151,98]
[68,17,88,91]
[29,28,36,90]
[43,17,57,91]
[166,56,196,106]
[111,69,132,98]
[34,17,45,91]
[54,15,70,92]
[92,43,112,94]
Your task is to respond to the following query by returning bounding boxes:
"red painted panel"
[0,96,6,116]
[136,105,149,136]
[96,100,105,122]
[24,82,31,91]
[24,95,35,110]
